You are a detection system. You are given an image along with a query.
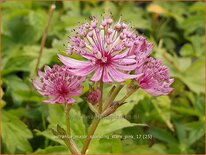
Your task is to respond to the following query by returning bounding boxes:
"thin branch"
[35,4,56,75]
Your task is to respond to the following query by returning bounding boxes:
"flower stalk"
[81,116,101,154]
[103,84,123,111]
[98,80,104,113]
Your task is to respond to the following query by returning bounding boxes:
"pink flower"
[128,36,154,68]
[32,65,84,104]
[58,17,144,83]
[86,89,102,105]
[137,57,174,96]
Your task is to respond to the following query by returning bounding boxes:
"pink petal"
[69,87,83,96]
[114,58,137,65]
[70,64,97,76]
[32,80,42,90]
[112,50,128,59]
[90,67,103,81]
[108,66,139,82]
[44,96,60,104]
[44,65,52,73]
[102,67,113,83]
[69,77,85,88]
[107,67,126,82]
[112,63,137,71]
[58,54,90,69]
[38,70,45,78]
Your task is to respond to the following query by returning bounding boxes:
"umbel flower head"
[32,65,84,104]
[136,57,174,96]
[58,16,148,83]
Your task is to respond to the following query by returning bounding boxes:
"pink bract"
[58,17,150,83]
[137,57,174,96]
[32,65,84,104]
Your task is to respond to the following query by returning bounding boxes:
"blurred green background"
[1,1,205,154]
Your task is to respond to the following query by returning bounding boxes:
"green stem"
[103,84,123,111]
[65,104,72,135]
[81,116,101,154]
[64,104,81,154]
[63,138,80,154]
[98,80,103,113]
[119,88,138,105]
[35,4,55,75]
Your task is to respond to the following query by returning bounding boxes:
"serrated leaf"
[2,110,33,153]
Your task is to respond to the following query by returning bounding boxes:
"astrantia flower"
[58,17,145,83]
[136,57,174,96]
[32,65,84,104]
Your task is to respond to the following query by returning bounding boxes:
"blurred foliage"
[1,1,205,154]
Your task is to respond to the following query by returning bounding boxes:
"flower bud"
[86,89,101,105]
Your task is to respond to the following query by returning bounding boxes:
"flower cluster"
[33,16,174,105]
[32,65,84,104]
[137,57,174,96]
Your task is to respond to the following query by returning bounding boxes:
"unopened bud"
[86,89,101,105]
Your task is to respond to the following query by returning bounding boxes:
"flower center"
[96,52,112,66]
[58,84,69,96]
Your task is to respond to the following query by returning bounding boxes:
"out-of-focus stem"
[81,116,101,154]
[35,4,56,75]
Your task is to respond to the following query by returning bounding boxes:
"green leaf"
[94,111,139,136]
[120,3,151,30]
[34,129,64,145]
[171,106,199,116]
[2,55,35,75]
[152,96,174,131]
[123,144,167,154]
[116,89,147,115]
[3,75,30,104]
[2,9,47,44]
[88,138,123,154]
[179,44,194,57]
[189,35,205,57]
[2,45,57,76]
[149,127,177,144]
[2,110,33,153]
[35,145,68,154]
[182,58,205,94]
[186,121,205,146]
[175,123,189,153]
